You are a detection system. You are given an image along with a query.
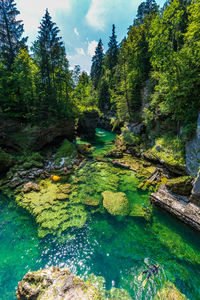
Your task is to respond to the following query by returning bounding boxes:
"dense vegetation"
[0,0,199,141]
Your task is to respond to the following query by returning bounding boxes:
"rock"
[0,148,14,173]
[23,182,40,193]
[111,160,130,169]
[190,171,200,205]
[84,197,100,206]
[154,282,188,300]
[9,177,25,189]
[29,120,75,150]
[102,191,130,216]
[143,149,187,176]
[151,185,200,231]
[16,266,101,300]
[104,149,123,158]
[77,110,99,139]
[186,112,200,175]
[125,122,145,135]
[77,143,93,155]
[166,176,193,196]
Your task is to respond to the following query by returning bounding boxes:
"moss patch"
[15,179,87,238]
[102,191,130,216]
[166,176,193,196]
[154,282,188,300]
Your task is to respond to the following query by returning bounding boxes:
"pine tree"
[32,9,69,116]
[107,24,118,73]
[0,0,27,69]
[90,39,104,89]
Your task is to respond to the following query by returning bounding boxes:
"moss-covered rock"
[0,148,14,173]
[154,282,188,300]
[102,191,130,216]
[16,266,101,300]
[166,176,193,196]
[84,197,100,206]
[77,143,93,155]
[15,179,87,238]
[55,139,77,159]
[143,137,187,175]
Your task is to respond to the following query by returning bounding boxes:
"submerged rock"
[84,197,100,206]
[23,181,40,193]
[102,190,130,216]
[15,179,87,238]
[154,282,188,300]
[16,266,101,300]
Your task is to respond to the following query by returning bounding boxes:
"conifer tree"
[32,9,70,116]
[0,0,27,69]
[107,24,118,72]
[90,39,104,89]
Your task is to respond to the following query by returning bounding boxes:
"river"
[0,128,200,299]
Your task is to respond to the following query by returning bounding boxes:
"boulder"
[102,191,130,216]
[16,266,101,300]
[154,282,188,300]
[166,176,193,196]
[23,182,40,193]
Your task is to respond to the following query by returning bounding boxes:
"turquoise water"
[0,128,200,299]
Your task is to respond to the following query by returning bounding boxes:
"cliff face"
[186,112,200,176]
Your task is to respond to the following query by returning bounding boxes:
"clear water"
[0,128,200,299]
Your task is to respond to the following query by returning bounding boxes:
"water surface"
[0,128,200,299]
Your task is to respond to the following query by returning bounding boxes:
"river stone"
[154,282,188,300]
[23,182,40,193]
[102,191,130,216]
[16,266,101,300]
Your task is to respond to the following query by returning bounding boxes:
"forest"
[0,0,199,143]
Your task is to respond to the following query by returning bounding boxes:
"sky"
[16,0,166,73]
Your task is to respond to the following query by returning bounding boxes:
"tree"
[107,24,118,73]
[0,0,27,69]
[32,9,71,117]
[90,39,104,89]
[72,65,81,86]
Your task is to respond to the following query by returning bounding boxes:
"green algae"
[102,191,130,216]
[15,179,88,238]
[154,282,188,300]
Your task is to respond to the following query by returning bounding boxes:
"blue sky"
[16,0,166,73]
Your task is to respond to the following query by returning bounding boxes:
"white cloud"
[74,27,79,37]
[86,0,107,30]
[76,48,85,56]
[87,40,98,57]
[16,0,72,43]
